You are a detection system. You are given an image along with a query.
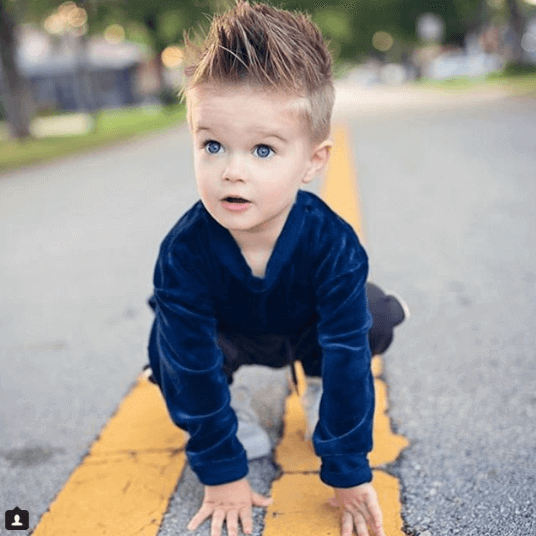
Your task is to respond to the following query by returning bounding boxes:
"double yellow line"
[32,122,408,536]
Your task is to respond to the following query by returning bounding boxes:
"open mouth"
[223,196,250,203]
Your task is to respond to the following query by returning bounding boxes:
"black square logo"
[5,507,29,530]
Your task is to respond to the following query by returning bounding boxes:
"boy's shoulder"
[301,190,362,242]
[159,199,209,255]
[300,190,367,267]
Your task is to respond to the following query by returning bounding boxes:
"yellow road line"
[320,122,365,245]
[263,122,409,536]
[32,378,186,535]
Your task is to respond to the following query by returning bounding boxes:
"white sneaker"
[302,376,322,441]
[230,384,272,460]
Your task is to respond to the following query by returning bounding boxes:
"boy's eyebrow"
[195,125,288,143]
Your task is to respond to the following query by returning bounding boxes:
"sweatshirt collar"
[205,190,306,290]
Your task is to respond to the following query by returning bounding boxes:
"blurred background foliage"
[7,0,530,66]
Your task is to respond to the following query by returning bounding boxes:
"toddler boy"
[146,2,408,535]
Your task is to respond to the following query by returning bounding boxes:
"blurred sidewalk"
[30,113,94,138]
[0,113,94,140]
[332,80,512,119]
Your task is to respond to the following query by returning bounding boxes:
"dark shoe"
[367,282,410,355]
[384,290,410,325]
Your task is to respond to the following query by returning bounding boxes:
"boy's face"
[188,84,332,251]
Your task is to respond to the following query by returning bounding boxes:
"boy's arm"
[312,230,385,536]
[149,237,248,486]
[312,225,374,489]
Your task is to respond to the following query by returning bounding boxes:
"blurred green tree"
[280,0,483,63]
[23,0,493,88]
[506,0,529,64]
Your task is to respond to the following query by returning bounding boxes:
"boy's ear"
[303,139,334,184]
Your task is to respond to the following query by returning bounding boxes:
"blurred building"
[0,25,158,115]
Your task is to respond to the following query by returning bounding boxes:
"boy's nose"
[223,170,247,183]
[222,154,249,181]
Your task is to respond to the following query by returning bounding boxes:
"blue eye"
[202,140,274,158]
[204,140,222,154]
[255,144,274,158]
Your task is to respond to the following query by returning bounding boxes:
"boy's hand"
[328,482,386,536]
[187,477,273,536]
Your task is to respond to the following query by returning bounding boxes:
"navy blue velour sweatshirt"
[148,189,375,489]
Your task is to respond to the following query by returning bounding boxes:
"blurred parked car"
[345,62,416,86]
[425,51,504,80]
[345,65,381,86]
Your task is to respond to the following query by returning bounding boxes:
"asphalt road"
[350,94,536,536]
[1,84,535,536]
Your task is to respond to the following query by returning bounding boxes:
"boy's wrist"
[193,453,249,487]
[319,453,372,489]
[205,475,248,489]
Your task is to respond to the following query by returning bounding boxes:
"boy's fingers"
[354,513,370,536]
[251,491,273,507]
[210,508,226,536]
[187,504,212,531]
[239,506,253,534]
[340,509,354,536]
[373,524,387,536]
[357,504,375,534]
[366,496,385,536]
[327,496,339,507]
[226,510,239,536]
[370,516,386,536]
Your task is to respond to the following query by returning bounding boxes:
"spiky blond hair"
[179,0,335,145]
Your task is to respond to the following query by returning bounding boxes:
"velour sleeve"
[148,236,248,486]
[312,224,375,488]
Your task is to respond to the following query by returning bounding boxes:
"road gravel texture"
[349,93,536,535]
